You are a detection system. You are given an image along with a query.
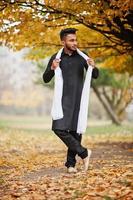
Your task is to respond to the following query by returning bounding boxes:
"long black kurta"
[43,49,99,132]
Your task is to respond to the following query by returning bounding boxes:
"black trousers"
[53,129,88,168]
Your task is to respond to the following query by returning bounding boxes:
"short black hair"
[60,28,78,40]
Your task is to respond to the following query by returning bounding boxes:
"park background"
[0,1,133,199]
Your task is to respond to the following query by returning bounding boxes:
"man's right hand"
[51,59,61,70]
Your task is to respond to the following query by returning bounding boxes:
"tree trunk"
[92,85,121,125]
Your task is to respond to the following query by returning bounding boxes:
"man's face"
[62,34,78,51]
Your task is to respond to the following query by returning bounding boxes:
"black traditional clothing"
[43,49,99,132]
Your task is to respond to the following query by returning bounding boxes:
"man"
[43,28,99,173]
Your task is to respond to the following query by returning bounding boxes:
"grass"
[0,115,132,142]
[86,124,133,135]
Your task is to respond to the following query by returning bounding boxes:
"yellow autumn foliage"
[0,0,132,74]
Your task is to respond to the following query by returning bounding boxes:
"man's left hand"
[87,58,95,68]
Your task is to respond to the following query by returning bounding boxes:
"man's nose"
[74,41,77,45]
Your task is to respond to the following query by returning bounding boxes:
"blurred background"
[0,0,133,133]
[0,45,132,131]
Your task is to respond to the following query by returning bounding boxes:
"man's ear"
[61,40,65,46]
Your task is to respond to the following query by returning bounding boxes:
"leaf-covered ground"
[0,125,133,200]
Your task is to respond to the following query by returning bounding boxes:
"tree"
[0,0,132,75]
[0,0,132,123]
[92,69,133,124]
[0,0,133,54]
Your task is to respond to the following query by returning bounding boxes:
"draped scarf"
[51,48,93,134]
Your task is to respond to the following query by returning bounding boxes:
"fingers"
[87,58,95,67]
[54,58,61,63]
[51,59,61,70]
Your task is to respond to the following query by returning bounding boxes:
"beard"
[65,43,77,52]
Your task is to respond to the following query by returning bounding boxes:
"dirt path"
[19,142,132,180]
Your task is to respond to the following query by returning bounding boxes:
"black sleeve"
[42,53,56,83]
[92,67,99,79]
[84,61,99,79]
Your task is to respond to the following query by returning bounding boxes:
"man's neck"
[64,47,73,56]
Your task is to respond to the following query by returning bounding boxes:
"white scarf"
[51,48,93,134]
